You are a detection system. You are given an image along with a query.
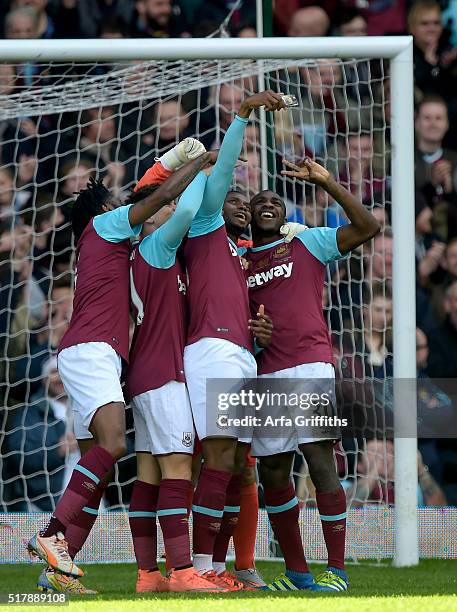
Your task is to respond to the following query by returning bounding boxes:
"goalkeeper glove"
[280,222,308,243]
[158,137,206,171]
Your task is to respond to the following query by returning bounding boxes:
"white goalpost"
[0,36,418,566]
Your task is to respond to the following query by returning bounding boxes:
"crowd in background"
[1,0,457,512]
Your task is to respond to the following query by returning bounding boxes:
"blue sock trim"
[266,497,298,514]
[224,505,241,513]
[157,508,187,517]
[82,506,98,516]
[75,465,100,484]
[128,511,156,518]
[192,504,224,518]
[320,512,347,521]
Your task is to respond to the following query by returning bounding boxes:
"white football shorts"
[251,361,337,457]
[58,341,124,432]
[132,380,195,455]
[184,337,257,442]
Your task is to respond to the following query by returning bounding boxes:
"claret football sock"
[157,479,192,570]
[67,480,108,559]
[192,467,232,573]
[213,472,243,568]
[316,486,347,570]
[129,480,160,571]
[42,446,115,537]
[264,483,309,573]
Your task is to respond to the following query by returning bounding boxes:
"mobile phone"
[280,94,299,107]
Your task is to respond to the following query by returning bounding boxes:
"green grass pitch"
[0,560,456,611]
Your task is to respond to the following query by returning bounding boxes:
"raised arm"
[158,172,207,249]
[128,152,214,228]
[282,158,380,254]
[201,90,286,217]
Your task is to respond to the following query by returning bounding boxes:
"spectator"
[429,238,457,322]
[285,60,344,159]
[234,148,260,197]
[233,24,256,38]
[416,327,456,483]
[348,439,447,506]
[0,62,16,98]
[334,10,372,110]
[415,191,446,288]
[19,193,66,290]
[117,98,190,184]
[131,0,190,38]
[79,106,126,193]
[13,0,54,38]
[49,0,133,39]
[361,282,393,379]
[287,6,330,37]
[80,107,117,165]
[3,356,76,511]
[57,156,95,221]
[365,230,393,285]
[0,167,15,225]
[427,279,457,377]
[339,133,384,205]
[362,0,408,36]
[4,6,39,39]
[414,96,457,241]
[11,273,74,401]
[3,7,47,92]
[273,0,339,36]
[409,0,457,103]
[334,8,368,37]
[197,82,257,151]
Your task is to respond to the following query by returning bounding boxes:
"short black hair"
[71,177,112,243]
[250,189,286,213]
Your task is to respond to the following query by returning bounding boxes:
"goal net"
[0,51,440,563]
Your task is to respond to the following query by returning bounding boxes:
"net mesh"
[0,55,396,558]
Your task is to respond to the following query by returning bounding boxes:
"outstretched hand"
[238,90,286,118]
[281,158,331,187]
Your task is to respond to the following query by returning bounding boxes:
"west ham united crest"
[182,432,193,447]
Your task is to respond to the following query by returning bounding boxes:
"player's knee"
[159,454,192,480]
[203,439,236,472]
[259,454,292,489]
[100,435,127,461]
[301,442,339,492]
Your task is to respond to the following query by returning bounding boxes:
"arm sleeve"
[139,171,207,269]
[296,226,346,264]
[189,115,248,238]
[93,204,142,242]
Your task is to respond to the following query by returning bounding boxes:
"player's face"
[223,192,251,232]
[250,190,286,236]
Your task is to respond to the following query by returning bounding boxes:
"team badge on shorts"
[182,432,193,447]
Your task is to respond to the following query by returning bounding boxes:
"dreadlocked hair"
[126,183,160,204]
[71,177,112,243]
